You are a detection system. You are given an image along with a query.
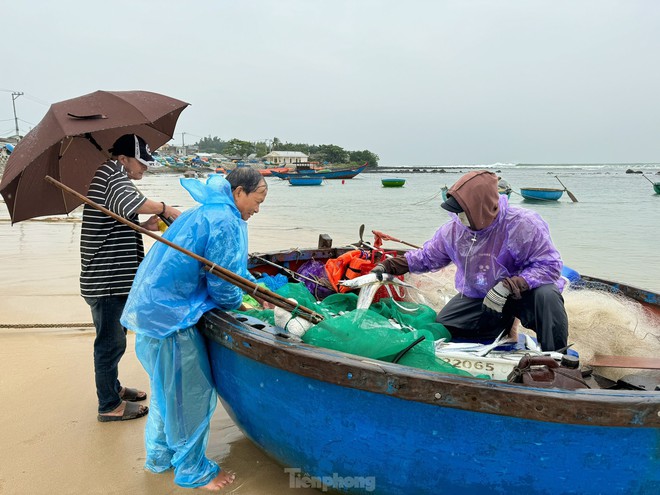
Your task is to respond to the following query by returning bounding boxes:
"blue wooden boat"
[289,177,322,186]
[201,243,660,495]
[271,164,367,180]
[520,187,564,201]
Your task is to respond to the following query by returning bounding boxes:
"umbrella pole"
[44,176,324,324]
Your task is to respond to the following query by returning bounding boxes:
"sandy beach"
[0,228,316,495]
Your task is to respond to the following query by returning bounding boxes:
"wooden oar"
[588,354,660,370]
[554,176,578,202]
[641,173,658,185]
[45,176,324,324]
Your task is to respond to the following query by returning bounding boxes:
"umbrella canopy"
[0,90,189,223]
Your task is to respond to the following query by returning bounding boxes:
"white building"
[263,151,309,165]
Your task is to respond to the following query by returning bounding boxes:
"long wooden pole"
[45,176,324,324]
[589,354,660,370]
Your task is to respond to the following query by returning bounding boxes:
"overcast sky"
[2,0,659,166]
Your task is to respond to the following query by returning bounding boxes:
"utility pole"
[11,91,23,139]
[181,132,186,147]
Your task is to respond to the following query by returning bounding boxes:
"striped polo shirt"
[80,161,147,298]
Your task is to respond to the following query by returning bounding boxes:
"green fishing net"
[238,282,482,378]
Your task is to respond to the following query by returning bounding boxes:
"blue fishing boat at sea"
[288,177,323,186]
[201,241,660,495]
[520,187,564,201]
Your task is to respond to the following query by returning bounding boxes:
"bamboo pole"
[44,176,324,324]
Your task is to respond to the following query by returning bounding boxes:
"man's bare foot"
[201,471,236,491]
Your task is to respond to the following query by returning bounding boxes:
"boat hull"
[654,183,660,195]
[520,188,564,201]
[202,308,660,495]
[289,177,322,186]
[260,167,290,176]
[271,165,366,180]
[381,178,405,187]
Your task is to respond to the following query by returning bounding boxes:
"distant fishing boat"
[520,188,564,201]
[381,178,405,188]
[289,177,323,186]
[259,167,291,177]
[271,164,367,181]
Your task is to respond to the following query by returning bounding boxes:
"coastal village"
[0,135,379,176]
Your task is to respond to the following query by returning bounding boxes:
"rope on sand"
[0,323,94,329]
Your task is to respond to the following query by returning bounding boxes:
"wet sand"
[0,225,316,495]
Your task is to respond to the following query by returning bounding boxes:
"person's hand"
[370,264,386,281]
[482,281,511,315]
[141,215,160,231]
[163,205,181,222]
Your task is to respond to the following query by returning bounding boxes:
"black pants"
[437,284,568,351]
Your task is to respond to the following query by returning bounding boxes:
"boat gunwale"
[201,309,660,429]
[520,187,564,192]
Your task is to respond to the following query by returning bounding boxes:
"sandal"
[119,387,147,402]
[98,401,149,422]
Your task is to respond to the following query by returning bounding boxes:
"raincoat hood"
[447,170,499,230]
[180,173,237,209]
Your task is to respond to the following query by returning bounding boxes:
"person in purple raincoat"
[372,170,568,351]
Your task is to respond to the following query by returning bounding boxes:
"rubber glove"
[370,264,386,281]
[501,276,529,300]
[370,256,410,281]
[483,281,511,315]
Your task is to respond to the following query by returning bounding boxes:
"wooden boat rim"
[202,309,660,428]
[520,187,564,192]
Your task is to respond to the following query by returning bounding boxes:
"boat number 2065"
[440,358,495,372]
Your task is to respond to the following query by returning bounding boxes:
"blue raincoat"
[120,174,249,488]
[405,194,565,298]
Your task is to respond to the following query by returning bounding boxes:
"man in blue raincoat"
[121,169,267,490]
[373,170,568,351]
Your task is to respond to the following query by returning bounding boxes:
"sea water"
[1,162,659,292]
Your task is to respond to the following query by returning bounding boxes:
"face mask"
[457,212,471,228]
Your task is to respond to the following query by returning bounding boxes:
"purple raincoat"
[405,194,565,298]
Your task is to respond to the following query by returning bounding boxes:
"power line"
[21,93,50,106]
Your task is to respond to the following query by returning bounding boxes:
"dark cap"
[109,134,154,166]
[441,195,463,213]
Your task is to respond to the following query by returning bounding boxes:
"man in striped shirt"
[81,134,181,422]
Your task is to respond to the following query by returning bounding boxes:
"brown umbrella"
[0,90,189,223]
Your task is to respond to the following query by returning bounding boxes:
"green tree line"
[195,136,379,167]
